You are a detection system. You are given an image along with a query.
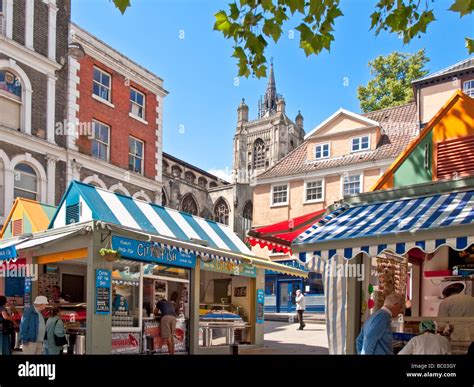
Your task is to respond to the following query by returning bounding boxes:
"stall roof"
[49,181,307,277]
[246,209,326,254]
[294,188,474,260]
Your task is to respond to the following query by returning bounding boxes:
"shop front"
[0,181,307,355]
[293,185,474,354]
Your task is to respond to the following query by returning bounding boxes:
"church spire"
[258,61,281,118]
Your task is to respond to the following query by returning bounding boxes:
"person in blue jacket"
[20,295,49,354]
[356,293,404,355]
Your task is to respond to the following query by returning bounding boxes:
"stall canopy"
[294,189,474,264]
[293,188,474,354]
[247,209,326,254]
[49,181,307,277]
[0,198,56,239]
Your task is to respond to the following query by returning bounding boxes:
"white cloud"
[207,168,232,183]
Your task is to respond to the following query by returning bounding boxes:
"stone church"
[163,63,305,240]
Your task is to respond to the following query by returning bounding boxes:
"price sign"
[95,269,111,315]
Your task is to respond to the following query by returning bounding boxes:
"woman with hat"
[398,320,451,355]
[20,295,49,354]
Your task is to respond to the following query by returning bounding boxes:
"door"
[62,274,85,302]
[278,282,293,313]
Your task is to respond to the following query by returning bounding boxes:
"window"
[128,137,144,174]
[0,2,5,37]
[351,136,370,152]
[315,143,330,159]
[242,201,253,235]
[463,80,474,98]
[214,198,229,225]
[198,177,207,188]
[181,194,198,215]
[171,165,182,178]
[161,189,167,207]
[343,174,361,197]
[272,184,288,205]
[93,67,111,102]
[130,88,145,119]
[185,171,196,184]
[305,180,323,202]
[0,70,21,98]
[91,121,109,161]
[253,138,266,169]
[14,163,37,200]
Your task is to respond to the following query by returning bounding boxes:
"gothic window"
[214,198,229,225]
[181,194,198,216]
[253,138,266,169]
[172,165,182,178]
[185,171,196,184]
[209,181,218,188]
[14,163,37,201]
[161,188,167,207]
[198,177,207,188]
[242,201,253,235]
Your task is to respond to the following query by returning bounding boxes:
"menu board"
[24,277,32,307]
[256,289,264,324]
[95,269,111,315]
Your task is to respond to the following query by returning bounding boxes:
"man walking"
[356,293,404,355]
[20,296,49,354]
[295,289,306,330]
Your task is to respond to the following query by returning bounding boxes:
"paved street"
[241,321,329,355]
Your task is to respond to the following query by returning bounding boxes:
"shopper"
[438,284,474,317]
[295,289,306,330]
[44,307,66,355]
[398,320,451,355]
[50,286,66,304]
[356,293,404,355]
[20,295,49,354]
[155,297,177,355]
[0,296,18,355]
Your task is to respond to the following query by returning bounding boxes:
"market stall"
[0,180,307,355]
[293,187,474,354]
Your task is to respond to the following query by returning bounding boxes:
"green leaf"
[113,0,131,14]
[467,37,474,54]
[214,11,232,35]
[449,0,474,17]
[229,3,240,20]
[263,19,282,42]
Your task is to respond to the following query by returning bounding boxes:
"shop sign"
[200,259,257,278]
[111,332,141,354]
[256,289,264,324]
[112,236,196,268]
[95,269,111,315]
[24,277,32,307]
[0,246,17,261]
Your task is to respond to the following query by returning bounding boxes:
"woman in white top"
[398,320,451,355]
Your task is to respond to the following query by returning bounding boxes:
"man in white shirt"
[398,320,451,355]
[438,287,474,318]
[295,289,306,330]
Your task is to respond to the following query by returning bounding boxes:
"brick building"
[0,0,70,225]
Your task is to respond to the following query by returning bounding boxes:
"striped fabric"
[297,189,474,354]
[296,190,474,259]
[50,181,251,261]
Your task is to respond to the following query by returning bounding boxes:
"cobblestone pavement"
[240,320,329,355]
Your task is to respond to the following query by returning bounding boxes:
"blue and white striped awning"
[50,181,251,264]
[294,189,474,261]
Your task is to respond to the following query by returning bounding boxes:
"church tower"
[233,63,305,184]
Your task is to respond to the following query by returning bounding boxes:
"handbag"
[53,319,68,347]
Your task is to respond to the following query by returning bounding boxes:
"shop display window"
[112,261,141,328]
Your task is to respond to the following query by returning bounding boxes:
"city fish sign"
[112,236,196,268]
[200,259,257,278]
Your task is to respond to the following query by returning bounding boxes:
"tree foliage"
[357,50,429,113]
[111,0,473,78]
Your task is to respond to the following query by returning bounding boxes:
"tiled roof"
[257,102,418,180]
[414,57,474,84]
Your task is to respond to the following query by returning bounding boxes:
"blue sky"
[72,0,473,181]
